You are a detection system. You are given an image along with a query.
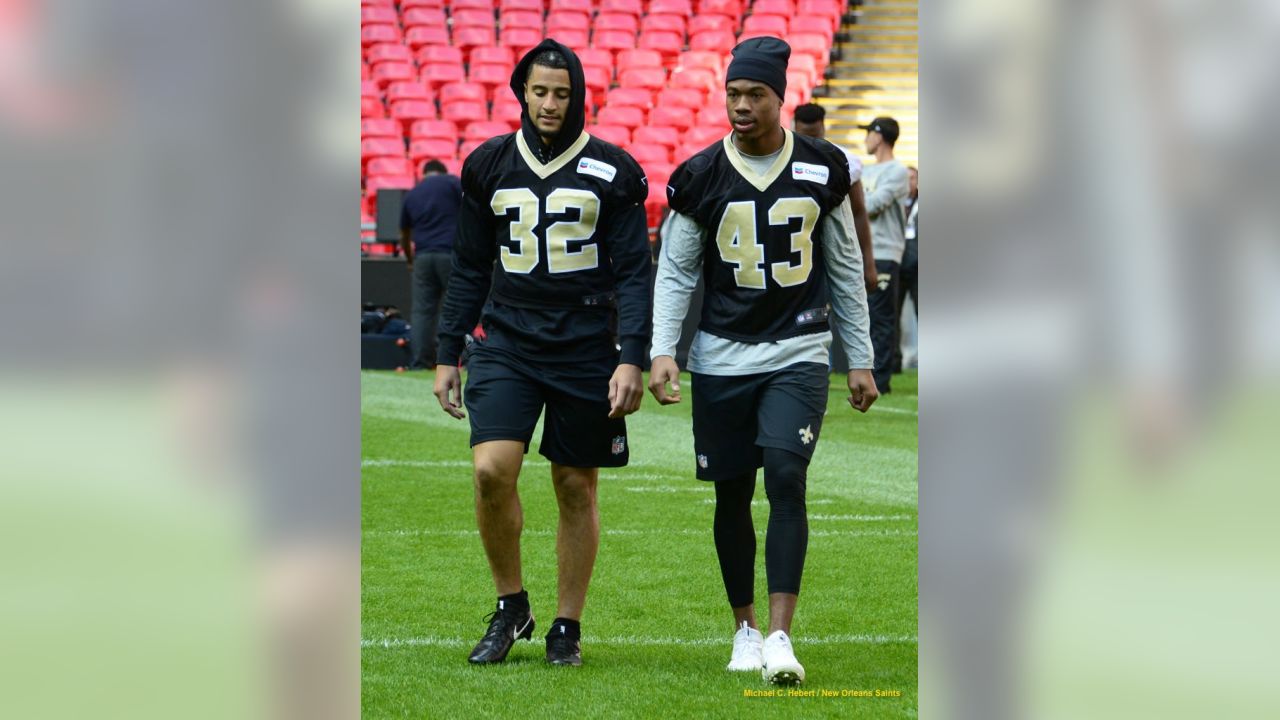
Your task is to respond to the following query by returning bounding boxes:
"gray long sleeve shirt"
[651,199,874,374]
[861,159,911,263]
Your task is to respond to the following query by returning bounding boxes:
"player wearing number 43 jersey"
[433,39,652,668]
[648,37,879,685]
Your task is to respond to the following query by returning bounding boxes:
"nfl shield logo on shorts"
[611,436,626,455]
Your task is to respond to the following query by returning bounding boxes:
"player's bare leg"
[550,463,600,620]
[767,593,798,635]
[731,604,759,632]
[472,440,526,595]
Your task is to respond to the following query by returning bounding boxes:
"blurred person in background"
[893,166,919,372]
[859,117,910,393]
[793,102,878,295]
[400,159,462,370]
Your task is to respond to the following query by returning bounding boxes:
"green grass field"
[362,369,918,719]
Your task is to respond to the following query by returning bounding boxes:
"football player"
[433,39,651,667]
[648,37,878,684]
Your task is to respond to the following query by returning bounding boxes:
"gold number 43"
[715,197,820,289]
[490,188,601,274]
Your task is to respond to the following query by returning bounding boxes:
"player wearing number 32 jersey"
[434,39,651,668]
[648,37,878,685]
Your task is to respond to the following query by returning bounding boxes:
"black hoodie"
[434,40,653,369]
[510,38,588,166]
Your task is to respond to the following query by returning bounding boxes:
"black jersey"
[436,130,652,366]
[667,130,851,343]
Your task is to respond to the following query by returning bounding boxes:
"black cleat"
[467,602,534,664]
[545,629,582,666]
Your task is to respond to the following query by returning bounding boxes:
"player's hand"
[647,355,682,405]
[608,363,644,418]
[864,266,878,295]
[847,369,879,413]
[433,364,465,419]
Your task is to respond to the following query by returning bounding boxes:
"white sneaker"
[761,630,805,684]
[726,621,764,671]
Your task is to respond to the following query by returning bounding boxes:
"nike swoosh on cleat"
[512,616,532,640]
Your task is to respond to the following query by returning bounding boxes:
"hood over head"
[509,39,587,164]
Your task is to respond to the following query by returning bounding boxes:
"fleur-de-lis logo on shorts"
[798,425,815,446]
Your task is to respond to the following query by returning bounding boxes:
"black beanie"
[725,37,790,101]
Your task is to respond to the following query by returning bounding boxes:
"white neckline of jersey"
[721,128,795,192]
[516,130,591,180]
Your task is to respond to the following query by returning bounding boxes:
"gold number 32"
[490,188,601,274]
[715,197,820,289]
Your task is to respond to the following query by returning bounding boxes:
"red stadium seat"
[549,0,591,13]
[606,87,653,110]
[465,120,514,141]
[372,62,415,88]
[390,100,438,132]
[546,10,590,34]
[789,16,833,39]
[637,31,684,59]
[366,43,413,66]
[592,29,636,52]
[649,0,694,16]
[361,24,401,48]
[386,81,433,103]
[685,124,726,147]
[362,62,370,81]
[362,118,402,140]
[644,162,675,186]
[742,14,788,37]
[453,0,498,9]
[501,27,544,49]
[687,14,735,36]
[619,67,666,91]
[789,55,818,86]
[617,49,664,72]
[649,105,695,131]
[544,28,588,48]
[362,138,405,167]
[669,67,717,94]
[361,6,398,25]
[365,175,416,214]
[454,26,498,52]
[753,0,795,16]
[491,94,524,127]
[582,66,612,96]
[452,9,496,29]
[577,48,614,72]
[405,25,450,50]
[419,45,464,66]
[469,63,511,97]
[595,12,639,34]
[640,14,687,36]
[787,32,831,68]
[633,125,680,151]
[595,105,645,129]
[689,30,736,54]
[599,0,643,17]
[677,51,724,83]
[694,105,731,129]
[409,138,460,166]
[786,69,813,95]
[655,88,703,112]
[630,144,671,165]
[421,63,465,90]
[501,10,542,30]
[795,0,841,33]
[441,100,489,123]
[499,0,542,12]
[402,0,446,7]
[471,46,514,67]
[696,0,742,19]
[361,80,381,98]
[439,81,487,105]
[401,8,447,30]
[587,124,631,146]
[362,96,386,118]
[409,119,459,141]
[367,156,413,177]
[459,139,487,159]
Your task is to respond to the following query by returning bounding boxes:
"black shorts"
[690,362,829,480]
[463,344,629,468]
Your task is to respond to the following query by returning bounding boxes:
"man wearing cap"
[859,117,911,394]
[649,37,878,685]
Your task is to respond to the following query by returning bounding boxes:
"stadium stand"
[360,0,852,255]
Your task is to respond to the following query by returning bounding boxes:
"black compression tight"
[712,448,810,607]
